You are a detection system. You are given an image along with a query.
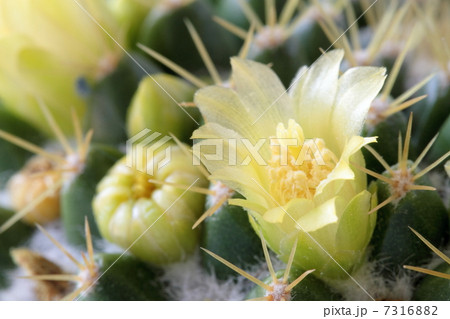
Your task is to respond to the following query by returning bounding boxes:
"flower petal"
[316,135,376,196]
[264,198,314,223]
[228,198,267,215]
[295,197,338,232]
[230,58,294,129]
[331,66,386,150]
[192,122,271,175]
[194,85,273,144]
[193,122,272,206]
[289,50,343,147]
[210,168,270,208]
[335,190,372,251]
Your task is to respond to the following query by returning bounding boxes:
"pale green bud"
[93,143,207,265]
[127,74,199,143]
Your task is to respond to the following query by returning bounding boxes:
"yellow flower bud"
[93,143,207,265]
[9,156,61,224]
[127,74,198,143]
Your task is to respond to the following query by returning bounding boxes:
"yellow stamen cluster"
[268,119,337,204]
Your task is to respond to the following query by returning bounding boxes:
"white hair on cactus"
[428,171,450,209]
[0,189,12,209]
[162,247,288,301]
[0,220,121,300]
[0,267,36,301]
[328,255,416,301]
[161,251,249,301]
[420,242,450,273]
[0,221,75,301]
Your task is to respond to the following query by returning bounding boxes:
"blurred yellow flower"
[0,0,122,134]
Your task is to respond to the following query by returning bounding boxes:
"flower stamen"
[268,119,337,205]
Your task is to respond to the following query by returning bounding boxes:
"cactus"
[0,103,94,232]
[11,220,168,300]
[0,0,449,301]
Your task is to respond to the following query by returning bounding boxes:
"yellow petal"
[295,197,338,232]
[331,66,386,151]
[264,198,315,223]
[194,85,273,144]
[0,36,84,135]
[230,58,294,130]
[192,122,270,180]
[316,136,376,196]
[228,198,267,215]
[290,50,343,149]
[0,0,117,72]
[335,190,372,251]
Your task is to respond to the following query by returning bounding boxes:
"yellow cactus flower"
[0,0,122,134]
[0,0,121,79]
[192,50,386,279]
[0,36,85,135]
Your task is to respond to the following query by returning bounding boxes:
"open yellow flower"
[192,50,386,279]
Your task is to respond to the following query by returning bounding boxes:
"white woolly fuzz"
[161,251,249,301]
[161,247,291,301]
[428,171,450,209]
[207,182,234,208]
[255,26,285,50]
[0,188,12,209]
[328,258,416,301]
[0,267,36,301]
[422,242,450,273]
[0,220,121,301]
[0,221,77,301]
